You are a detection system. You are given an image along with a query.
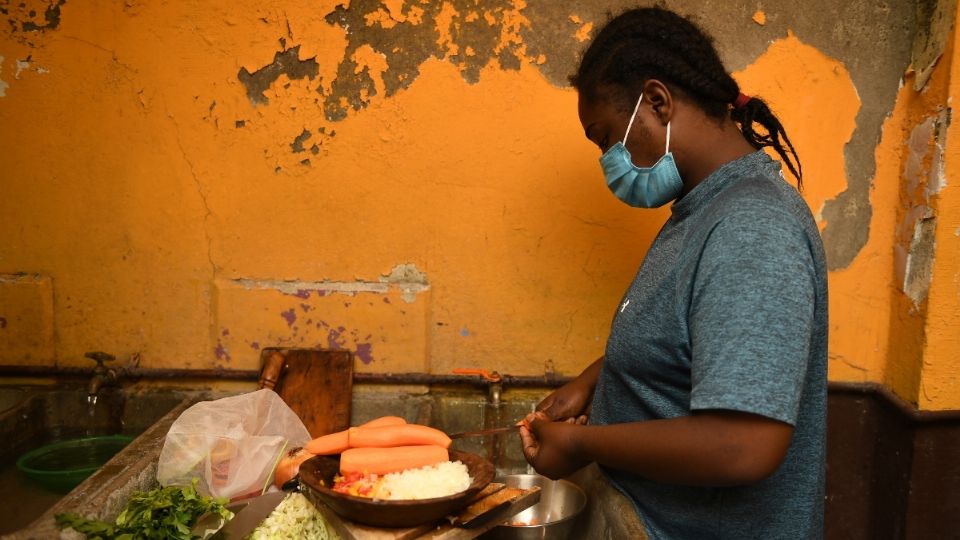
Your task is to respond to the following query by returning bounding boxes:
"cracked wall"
[0,1,958,408]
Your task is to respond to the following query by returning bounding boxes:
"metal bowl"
[482,474,587,540]
[298,449,494,528]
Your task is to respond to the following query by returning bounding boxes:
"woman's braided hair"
[571,6,803,188]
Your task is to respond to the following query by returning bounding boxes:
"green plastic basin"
[16,435,134,493]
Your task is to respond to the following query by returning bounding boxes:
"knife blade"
[449,425,521,439]
[211,491,288,539]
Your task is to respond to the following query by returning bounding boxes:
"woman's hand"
[533,380,592,423]
[531,357,604,423]
[518,412,590,479]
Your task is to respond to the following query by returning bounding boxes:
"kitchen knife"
[211,491,288,539]
[449,425,521,439]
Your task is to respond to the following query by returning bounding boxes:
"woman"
[519,7,827,539]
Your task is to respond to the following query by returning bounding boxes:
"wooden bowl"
[298,450,494,528]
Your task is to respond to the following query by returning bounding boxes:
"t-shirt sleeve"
[688,205,816,425]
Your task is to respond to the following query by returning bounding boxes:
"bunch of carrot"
[273,416,452,488]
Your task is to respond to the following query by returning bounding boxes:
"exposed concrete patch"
[0,55,7,97]
[895,110,949,308]
[381,263,429,303]
[232,264,429,304]
[902,215,937,307]
[237,45,320,105]
[926,108,950,197]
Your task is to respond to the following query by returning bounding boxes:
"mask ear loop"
[665,121,671,154]
[621,93,644,145]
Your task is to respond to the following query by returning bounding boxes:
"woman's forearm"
[574,411,793,486]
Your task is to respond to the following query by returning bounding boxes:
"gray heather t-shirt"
[590,151,828,540]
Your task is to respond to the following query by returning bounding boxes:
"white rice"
[376,460,471,500]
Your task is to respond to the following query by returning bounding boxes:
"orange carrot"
[347,423,451,449]
[339,445,449,475]
[273,446,315,488]
[305,430,350,455]
[304,416,408,455]
[360,415,407,428]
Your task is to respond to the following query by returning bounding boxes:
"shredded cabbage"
[247,492,338,540]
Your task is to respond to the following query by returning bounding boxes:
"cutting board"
[259,348,354,437]
[312,483,541,540]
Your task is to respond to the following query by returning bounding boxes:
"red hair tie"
[734,93,751,110]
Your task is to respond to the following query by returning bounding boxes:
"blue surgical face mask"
[599,93,683,208]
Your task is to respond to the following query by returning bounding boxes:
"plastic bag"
[157,389,311,500]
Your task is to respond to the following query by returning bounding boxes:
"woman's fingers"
[519,424,539,460]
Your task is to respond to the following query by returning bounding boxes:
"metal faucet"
[86,351,118,396]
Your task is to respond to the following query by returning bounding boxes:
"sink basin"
[0,387,27,415]
[0,385,201,535]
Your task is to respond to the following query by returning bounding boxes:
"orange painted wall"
[0,1,957,410]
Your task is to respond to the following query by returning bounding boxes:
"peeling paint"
[912,0,957,90]
[14,57,29,79]
[3,0,65,44]
[237,45,320,105]
[752,10,767,26]
[291,129,312,153]
[280,308,297,326]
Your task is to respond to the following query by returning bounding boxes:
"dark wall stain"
[519,0,915,269]
[239,0,916,268]
[237,45,320,105]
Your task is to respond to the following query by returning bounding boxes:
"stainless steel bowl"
[483,474,587,540]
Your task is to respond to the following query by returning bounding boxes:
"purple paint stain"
[316,290,328,297]
[0,317,6,329]
[281,308,297,327]
[221,328,230,337]
[250,342,261,350]
[327,328,346,348]
[293,289,311,299]
[214,341,231,361]
[355,343,374,364]
[306,319,313,325]
[460,327,470,337]
[338,326,346,332]
[300,303,312,313]
[383,297,391,304]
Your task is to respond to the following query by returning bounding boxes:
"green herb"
[55,479,233,540]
